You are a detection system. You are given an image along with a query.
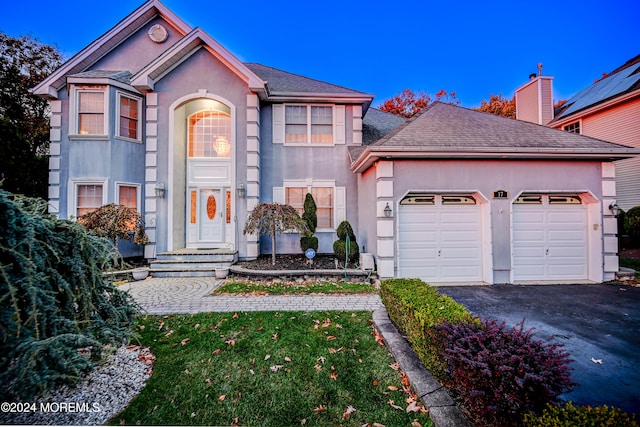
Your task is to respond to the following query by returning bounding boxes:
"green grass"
[214,280,377,295]
[111,311,432,427]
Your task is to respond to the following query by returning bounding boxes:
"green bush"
[524,402,638,427]
[336,220,356,241]
[379,278,475,379]
[333,239,359,263]
[0,190,139,399]
[333,220,359,264]
[624,206,640,242]
[300,235,319,252]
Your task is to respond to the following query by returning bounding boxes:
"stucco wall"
[258,104,360,255]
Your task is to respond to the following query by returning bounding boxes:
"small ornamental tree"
[77,204,148,267]
[300,193,319,253]
[243,202,309,265]
[624,206,640,242]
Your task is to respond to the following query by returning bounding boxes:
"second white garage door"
[512,194,588,282]
[398,194,483,283]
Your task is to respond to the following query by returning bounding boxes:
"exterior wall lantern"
[384,202,392,217]
[154,182,166,199]
[236,183,246,198]
[609,203,621,217]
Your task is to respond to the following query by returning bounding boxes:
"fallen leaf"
[272,333,279,340]
[411,420,422,427]
[181,338,190,346]
[373,380,380,386]
[389,362,400,371]
[406,401,421,413]
[264,354,271,361]
[300,419,307,425]
[218,394,226,401]
[388,399,402,410]
[191,412,196,418]
[158,320,165,330]
[322,318,331,328]
[330,372,338,380]
[270,365,284,372]
[284,356,292,362]
[373,423,386,427]
[232,417,239,426]
[342,405,356,419]
[591,357,603,364]
[314,364,323,371]
[233,313,239,318]
[226,339,236,346]
[313,405,327,413]
[194,323,200,329]
[317,356,326,364]
[205,378,211,386]
[327,336,337,341]
[249,369,255,375]
[212,349,222,355]
[388,385,399,391]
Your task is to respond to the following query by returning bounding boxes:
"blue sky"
[2,0,638,108]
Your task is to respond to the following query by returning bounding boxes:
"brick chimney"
[515,63,554,125]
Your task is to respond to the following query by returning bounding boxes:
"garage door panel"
[513,202,587,281]
[399,200,483,283]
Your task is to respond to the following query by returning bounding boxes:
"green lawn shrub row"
[524,402,638,427]
[380,278,578,427]
[379,278,475,380]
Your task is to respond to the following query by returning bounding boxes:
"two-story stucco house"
[33,1,639,284]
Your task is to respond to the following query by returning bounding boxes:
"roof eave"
[351,146,640,173]
[266,92,374,106]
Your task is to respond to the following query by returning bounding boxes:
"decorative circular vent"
[148,24,168,43]
[206,195,217,220]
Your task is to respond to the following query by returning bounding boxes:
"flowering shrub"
[436,319,576,427]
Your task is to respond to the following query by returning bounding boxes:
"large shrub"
[524,402,638,427]
[624,206,640,243]
[0,190,139,399]
[436,319,575,427]
[379,278,475,379]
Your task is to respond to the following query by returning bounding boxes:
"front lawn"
[112,311,431,426]
[214,279,377,295]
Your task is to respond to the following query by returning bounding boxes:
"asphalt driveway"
[436,283,640,416]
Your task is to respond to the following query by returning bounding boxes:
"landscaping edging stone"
[372,308,470,427]
[229,265,377,283]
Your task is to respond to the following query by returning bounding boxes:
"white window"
[285,105,333,144]
[75,183,104,216]
[275,180,346,230]
[70,85,108,137]
[116,183,141,211]
[286,187,334,228]
[117,93,142,141]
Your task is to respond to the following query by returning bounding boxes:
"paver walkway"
[121,277,384,314]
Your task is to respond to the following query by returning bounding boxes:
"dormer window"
[564,121,580,134]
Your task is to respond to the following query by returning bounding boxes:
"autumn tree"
[379,88,461,118]
[474,94,516,118]
[243,203,309,265]
[0,32,63,198]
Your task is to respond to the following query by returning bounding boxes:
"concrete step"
[150,260,233,270]
[616,267,637,282]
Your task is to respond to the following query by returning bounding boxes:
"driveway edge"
[372,309,470,427]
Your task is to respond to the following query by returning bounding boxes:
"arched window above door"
[188,109,231,158]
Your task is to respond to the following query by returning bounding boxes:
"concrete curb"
[372,309,470,427]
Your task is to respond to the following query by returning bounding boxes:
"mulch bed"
[620,247,640,260]
[236,254,356,271]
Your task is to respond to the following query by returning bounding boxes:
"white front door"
[512,195,588,281]
[187,187,224,247]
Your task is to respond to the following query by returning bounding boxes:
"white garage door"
[398,195,483,283]
[512,194,588,282]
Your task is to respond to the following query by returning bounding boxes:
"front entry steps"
[150,248,238,278]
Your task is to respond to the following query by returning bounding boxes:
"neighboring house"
[515,56,640,211]
[33,1,639,283]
